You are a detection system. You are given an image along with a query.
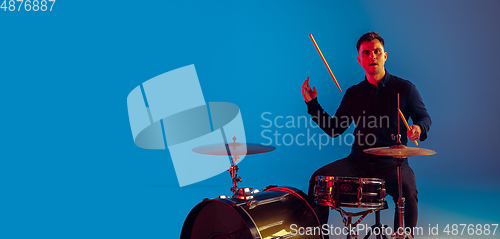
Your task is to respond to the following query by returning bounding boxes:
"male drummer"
[302,32,431,236]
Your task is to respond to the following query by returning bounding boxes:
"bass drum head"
[181,186,323,239]
[183,200,254,239]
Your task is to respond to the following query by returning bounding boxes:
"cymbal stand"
[392,94,412,239]
[228,154,242,195]
[226,136,243,196]
[335,202,388,239]
[392,93,402,145]
[365,210,389,239]
[393,156,408,239]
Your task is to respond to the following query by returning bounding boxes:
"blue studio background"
[1,1,499,238]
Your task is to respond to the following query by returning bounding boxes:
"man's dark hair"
[356,32,385,52]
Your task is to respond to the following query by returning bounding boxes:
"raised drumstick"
[398,108,418,146]
[309,34,342,92]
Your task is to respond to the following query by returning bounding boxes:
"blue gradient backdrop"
[1,1,499,238]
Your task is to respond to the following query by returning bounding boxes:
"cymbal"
[192,142,276,156]
[363,144,436,158]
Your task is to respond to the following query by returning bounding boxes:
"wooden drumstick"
[309,34,342,92]
[398,108,418,146]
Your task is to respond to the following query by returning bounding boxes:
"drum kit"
[182,138,324,239]
[181,97,436,239]
[180,136,436,239]
[313,143,436,239]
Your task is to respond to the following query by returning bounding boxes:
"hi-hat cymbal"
[192,142,276,156]
[363,144,436,158]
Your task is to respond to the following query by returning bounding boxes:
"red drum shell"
[181,186,323,239]
[314,176,386,209]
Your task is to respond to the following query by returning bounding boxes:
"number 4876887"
[1,0,56,11]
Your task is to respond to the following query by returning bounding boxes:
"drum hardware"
[234,187,255,200]
[391,134,401,145]
[362,93,437,239]
[192,136,276,196]
[247,192,290,210]
[368,210,390,239]
[314,176,389,239]
[334,207,389,239]
[334,201,389,239]
[228,159,243,196]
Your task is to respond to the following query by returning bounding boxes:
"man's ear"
[357,55,361,65]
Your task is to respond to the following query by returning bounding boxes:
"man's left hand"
[407,125,421,141]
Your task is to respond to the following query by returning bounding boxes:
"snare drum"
[181,186,323,239]
[314,176,386,209]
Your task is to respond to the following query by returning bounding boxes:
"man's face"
[357,39,387,75]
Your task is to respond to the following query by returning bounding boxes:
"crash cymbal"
[363,144,436,158]
[192,142,275,156]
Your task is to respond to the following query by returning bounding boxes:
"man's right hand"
[302,77,317,103]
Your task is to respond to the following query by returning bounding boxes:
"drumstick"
[398,108,418,146]
[309,34,342,92]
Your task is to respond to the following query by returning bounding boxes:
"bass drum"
[181,186,323,239]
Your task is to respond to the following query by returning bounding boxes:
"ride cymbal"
[363,144,436,158]
[193,143,275,156]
